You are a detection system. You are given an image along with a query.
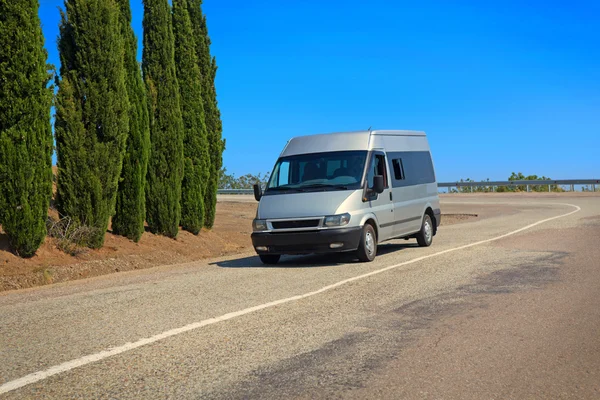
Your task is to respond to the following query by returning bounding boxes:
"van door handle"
[389,192,393,201]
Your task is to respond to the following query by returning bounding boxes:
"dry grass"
[46,215,100,256]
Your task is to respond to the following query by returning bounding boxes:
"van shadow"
[377,241,420,255]
[213,241,419,269]
[213,253,357,269]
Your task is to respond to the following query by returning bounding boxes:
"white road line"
[0,203,581,394]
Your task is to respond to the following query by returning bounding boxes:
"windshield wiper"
[300,183,349,190]
[266,186,306,192]
[267,184,350,193]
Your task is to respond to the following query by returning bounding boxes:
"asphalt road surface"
[1,194,599,399]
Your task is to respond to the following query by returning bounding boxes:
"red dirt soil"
[0,201,256,291]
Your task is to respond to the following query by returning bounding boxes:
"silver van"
[251,130,441,264]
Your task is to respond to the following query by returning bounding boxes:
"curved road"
[1,194,599,399]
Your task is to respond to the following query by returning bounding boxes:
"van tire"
[357,224,377,262]
[259,254,281,264]
[416,214,433,247]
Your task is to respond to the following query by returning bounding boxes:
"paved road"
[1,194,599,399]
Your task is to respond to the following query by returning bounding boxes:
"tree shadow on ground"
[213,240,419,268]
[0,232,12,253]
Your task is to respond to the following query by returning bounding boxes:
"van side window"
[386,151,435,187]
[367,154,389,189]
[268,160,291,187]
[392,159,404,180]
[278,161,290,185]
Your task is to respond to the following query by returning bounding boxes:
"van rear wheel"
[416,214,433,247]
[357,224,377,262]
[259,254,281,265]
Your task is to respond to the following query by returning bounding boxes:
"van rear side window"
[392,159,404,180]
[387,151,435,187]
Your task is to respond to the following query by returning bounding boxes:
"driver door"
[365,152,395,241]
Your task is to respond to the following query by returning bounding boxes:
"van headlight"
[252,219,268,231]
[324,213,351,227]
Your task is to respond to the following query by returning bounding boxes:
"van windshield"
[265,151,368,193]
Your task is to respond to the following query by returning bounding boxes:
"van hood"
[257,190,362,219]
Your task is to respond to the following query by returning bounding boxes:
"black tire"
[259,254,281,265]
[416,214,433,247]
[356,223,377,262]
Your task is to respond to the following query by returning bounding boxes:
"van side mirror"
[372,175,385,194]
[253,183,263,202]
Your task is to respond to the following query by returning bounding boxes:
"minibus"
[251,130,440,264]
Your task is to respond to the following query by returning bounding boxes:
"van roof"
[281,130,427,157]
[290,130,426,140]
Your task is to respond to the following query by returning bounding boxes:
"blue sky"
[39,0,599,182]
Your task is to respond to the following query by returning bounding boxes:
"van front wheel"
[357,224,377,262]
[416,214,433,247]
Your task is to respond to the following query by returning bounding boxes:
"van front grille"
[271,219,320,229]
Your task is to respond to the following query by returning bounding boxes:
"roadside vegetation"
[173,0,210,235]
[142,0,185,238]
[451,173,568,193]
[0,0,224,258]
[0,0,53,257]
[112,0,151,243]
[219,168,271,190]
[55,0,129,249]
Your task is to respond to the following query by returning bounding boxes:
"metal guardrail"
[438,179,600,187]
[218,189,255,194]
[218,179,600,195]
[439,179,599,192]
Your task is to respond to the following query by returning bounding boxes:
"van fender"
[420,201,440,234]
[421,201,433,218]
[357,212,380,237]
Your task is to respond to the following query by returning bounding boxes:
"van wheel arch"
[357,222,377,262]
[364,218,378,242]
[424,207,437,236]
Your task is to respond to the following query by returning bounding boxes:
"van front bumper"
[251,227,363,255]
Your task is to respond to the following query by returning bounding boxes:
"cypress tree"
[204,57,224,229]
[55,0,129,249]
[187,0,224,229]
[173,0,209,235]
[143,0,185,238]
[112,0,151,242]
[0,0,53,257]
